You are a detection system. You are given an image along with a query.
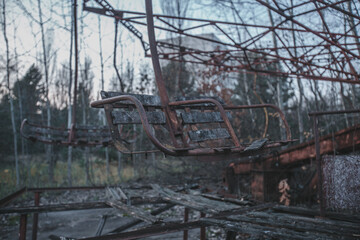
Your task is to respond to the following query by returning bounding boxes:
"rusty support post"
[145,0,180,147]
[32,192,40,240]
[313,116,324,217]
[183,208,189,240]
[200,212,206,240]
[72,0,78,131]
[19,214,27,240]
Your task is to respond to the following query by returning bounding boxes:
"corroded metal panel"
[322,155,360,212]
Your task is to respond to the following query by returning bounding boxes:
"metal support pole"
[19,214,27,240]
[183,208,189,240]
[200,212,206,240]
[32,192,40,240]
[313,116,324,217]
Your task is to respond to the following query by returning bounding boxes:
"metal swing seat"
[20,119,111,147]
[90,0,294,158]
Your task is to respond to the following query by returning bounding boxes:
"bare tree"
[290,0,307,143]
[2,0,20,186]
[67,0,74,187]
[160,0,190,97]
[266,3,286,140]
[37,0,55,183]
[98,15,110,182]
[113,20,125,92]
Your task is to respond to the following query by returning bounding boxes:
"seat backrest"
[100,91,166,125]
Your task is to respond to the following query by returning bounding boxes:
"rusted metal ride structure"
[84,0,360,84]
[85,0,360,157]
[89,0,294,159]
[2,1,360,240]
[20,0,111,147]
[86,0,360,217]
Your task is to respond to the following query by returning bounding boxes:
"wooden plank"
[101,91,162,107]
[106,201,160,223]
[241,211,360,236]
[151,184,240,214]
[273,205,360,223]
[244,138,268,151]
[49,235,76,240]
[109,204,175,234]
[200,193,252,206]
[76,126,108,130]
[181,111,232,124]
[188,128,230,142]
[202,218,318,240]
[28,135,67,143]
[112,110,166,124]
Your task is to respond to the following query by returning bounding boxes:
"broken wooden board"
[106,201,161,224]
[202,218,326,240]
[224,210,360,239]
[109,204,175,234]
[201,193,252,206]
[151,184,240,215]
[244,138,268,151]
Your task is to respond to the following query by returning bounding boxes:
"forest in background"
[0,0,359,197]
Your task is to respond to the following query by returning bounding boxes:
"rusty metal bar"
[313,116,324,217]
[19,214,27,240]
[308,109,360,117]
[183,208,189,240]
[0,187,26,207]
[145,0,179,147]
[200,212,206,240]
[31,192,40,240]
